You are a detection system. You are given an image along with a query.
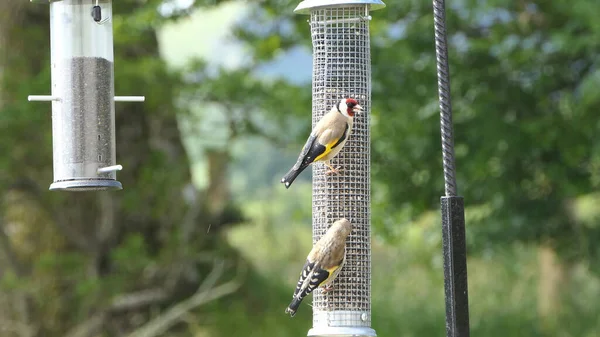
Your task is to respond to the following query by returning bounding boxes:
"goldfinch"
[281,98,362,189]
[285,218,353,317]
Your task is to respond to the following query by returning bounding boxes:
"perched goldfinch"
[285,218,353,317]
[281,98,362,189]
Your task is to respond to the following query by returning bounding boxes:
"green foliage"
[35,251,87,278]
[111,234,153,275]
[0,270,22,291]
[366,0,600,261]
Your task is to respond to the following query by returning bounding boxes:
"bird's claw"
[325,166,342,175]
[322,284,335,293]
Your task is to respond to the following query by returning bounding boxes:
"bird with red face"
[281,98,362,189]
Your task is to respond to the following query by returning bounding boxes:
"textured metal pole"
[441,196,469,337]
[295,1,384,336]
[432,0,471,336]
[433,0,457,197]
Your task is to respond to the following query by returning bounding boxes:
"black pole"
[432,0,471,336]
[441,197,469,337]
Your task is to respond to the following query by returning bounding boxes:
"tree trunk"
[206,149,230,217]
[537,243,565,330]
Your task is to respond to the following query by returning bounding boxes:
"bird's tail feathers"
[285,297,304,317]
[280,164,308,189]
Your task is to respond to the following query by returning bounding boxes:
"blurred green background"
[1,0,600,336]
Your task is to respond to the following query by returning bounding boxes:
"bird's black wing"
[293,122,349,169]
[291,134,323,170]
[292,259,331,299]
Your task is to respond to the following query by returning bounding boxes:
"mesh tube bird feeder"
[294,1,385,336]
[28,0,144,191]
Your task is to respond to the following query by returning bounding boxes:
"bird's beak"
[353,104,363,114]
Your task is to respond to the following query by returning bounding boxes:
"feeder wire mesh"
[309,5,372,332]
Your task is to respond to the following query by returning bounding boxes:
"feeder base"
[50,179,122,192]
[308,327,377,337]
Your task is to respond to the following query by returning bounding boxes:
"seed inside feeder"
[55,56,115,179]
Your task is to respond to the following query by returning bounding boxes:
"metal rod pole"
[440,196,469,337]
[432,0,470,336]
[432,0,457,198]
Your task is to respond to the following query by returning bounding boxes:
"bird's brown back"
[307,220,352,269]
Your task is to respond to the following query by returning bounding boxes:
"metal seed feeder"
[294,0,385,337]
[28,0,144,191]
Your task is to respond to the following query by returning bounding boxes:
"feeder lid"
[294,0,385,14]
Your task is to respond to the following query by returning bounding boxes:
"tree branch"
[4,180,95,253]
[63,287,170,337]
[0,217,28,277]
[179,188,203,247]
[63,312,107,337]
[96,192,116,246]
[110,288,169,312]
[52,210,97,254]
[0,217,36,337]
[61,259,245,337]
[0,316,37,337]
[126,259,242,337]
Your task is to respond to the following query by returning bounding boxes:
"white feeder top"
[294,0,386,14]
